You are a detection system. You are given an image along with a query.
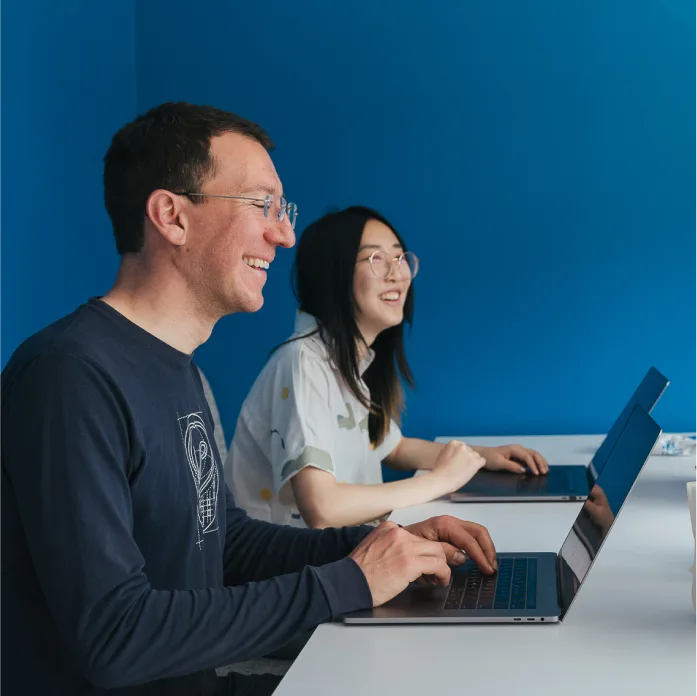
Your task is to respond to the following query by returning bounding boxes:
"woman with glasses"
[224,206,547,528]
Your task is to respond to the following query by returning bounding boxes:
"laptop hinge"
[555,553,565,619]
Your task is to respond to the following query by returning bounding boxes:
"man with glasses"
[2,102,498,695]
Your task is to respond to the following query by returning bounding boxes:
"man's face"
[178,132,295,316]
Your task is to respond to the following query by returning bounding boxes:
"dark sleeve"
[2,353,373,690]
[222,488,374,585]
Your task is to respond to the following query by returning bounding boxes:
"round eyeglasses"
[357,251,419,280]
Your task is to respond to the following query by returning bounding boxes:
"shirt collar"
[293,311,375,375]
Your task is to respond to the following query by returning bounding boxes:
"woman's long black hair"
[290,206,415,445]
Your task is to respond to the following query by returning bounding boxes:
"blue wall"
[136,0,695,441]
[1,0,137,362]
[3,1,694,450]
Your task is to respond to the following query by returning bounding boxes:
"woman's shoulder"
[244,332,331,399]
[241,334,337,420]
[267,330,330,373]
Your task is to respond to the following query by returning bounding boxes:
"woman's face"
[353,219,412,345]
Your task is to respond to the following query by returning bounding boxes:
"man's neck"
[102,259,217,355]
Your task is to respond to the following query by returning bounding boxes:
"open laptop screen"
[588,366,668,482]
[558,405,661,618]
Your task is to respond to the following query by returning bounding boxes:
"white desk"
[275,435,696,696]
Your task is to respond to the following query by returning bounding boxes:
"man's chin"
[242,293,265,314]
[221,292,264,316]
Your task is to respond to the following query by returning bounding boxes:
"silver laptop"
[450,366,668,502]
[344,405,660,624]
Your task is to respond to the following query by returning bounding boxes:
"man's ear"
[146,190,189,247]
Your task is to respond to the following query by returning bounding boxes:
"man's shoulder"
[2,302,111,393]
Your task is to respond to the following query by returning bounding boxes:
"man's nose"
[267,219,295,249]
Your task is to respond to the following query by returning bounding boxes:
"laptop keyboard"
[444,557,537,611]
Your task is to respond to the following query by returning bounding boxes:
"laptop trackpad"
[368,583,449,619]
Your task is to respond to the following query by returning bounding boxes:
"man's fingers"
[458,535,495,574]
[414,555,451,585]
[433,517,497,574]
[438,542,468,566]
[463,523,498,571]
[415,575,440,586]
[411,536,449,561]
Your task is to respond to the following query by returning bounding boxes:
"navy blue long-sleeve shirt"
[1,299,373,695]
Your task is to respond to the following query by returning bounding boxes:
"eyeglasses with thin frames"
[175,192,298,230]
[356,250,419,280]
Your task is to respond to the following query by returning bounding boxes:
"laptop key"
[509,558,528,610]
[444,557,538,612]
[462,578,481,609]
[477,576,496,609]
[444,571,468,610]
[526,559,537,609]
[510,596,526,610]
[444,593,463,610]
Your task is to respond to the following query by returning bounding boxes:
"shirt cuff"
[313,557,373,619]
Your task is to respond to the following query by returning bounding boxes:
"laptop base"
[450,466,590,502]
[344,552,560,624]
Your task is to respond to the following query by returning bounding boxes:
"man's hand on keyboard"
[403,516,498,575]
[349,522,452,606]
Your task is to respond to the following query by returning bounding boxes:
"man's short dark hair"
[104,102,274,255]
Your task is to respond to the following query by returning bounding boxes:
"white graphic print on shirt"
[178,411,219,548]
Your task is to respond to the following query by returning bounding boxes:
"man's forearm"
[223,503,373,585]
[82,560,370,687]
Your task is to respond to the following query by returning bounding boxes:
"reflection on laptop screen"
[557,405,661,618]
[589,367,668,480]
